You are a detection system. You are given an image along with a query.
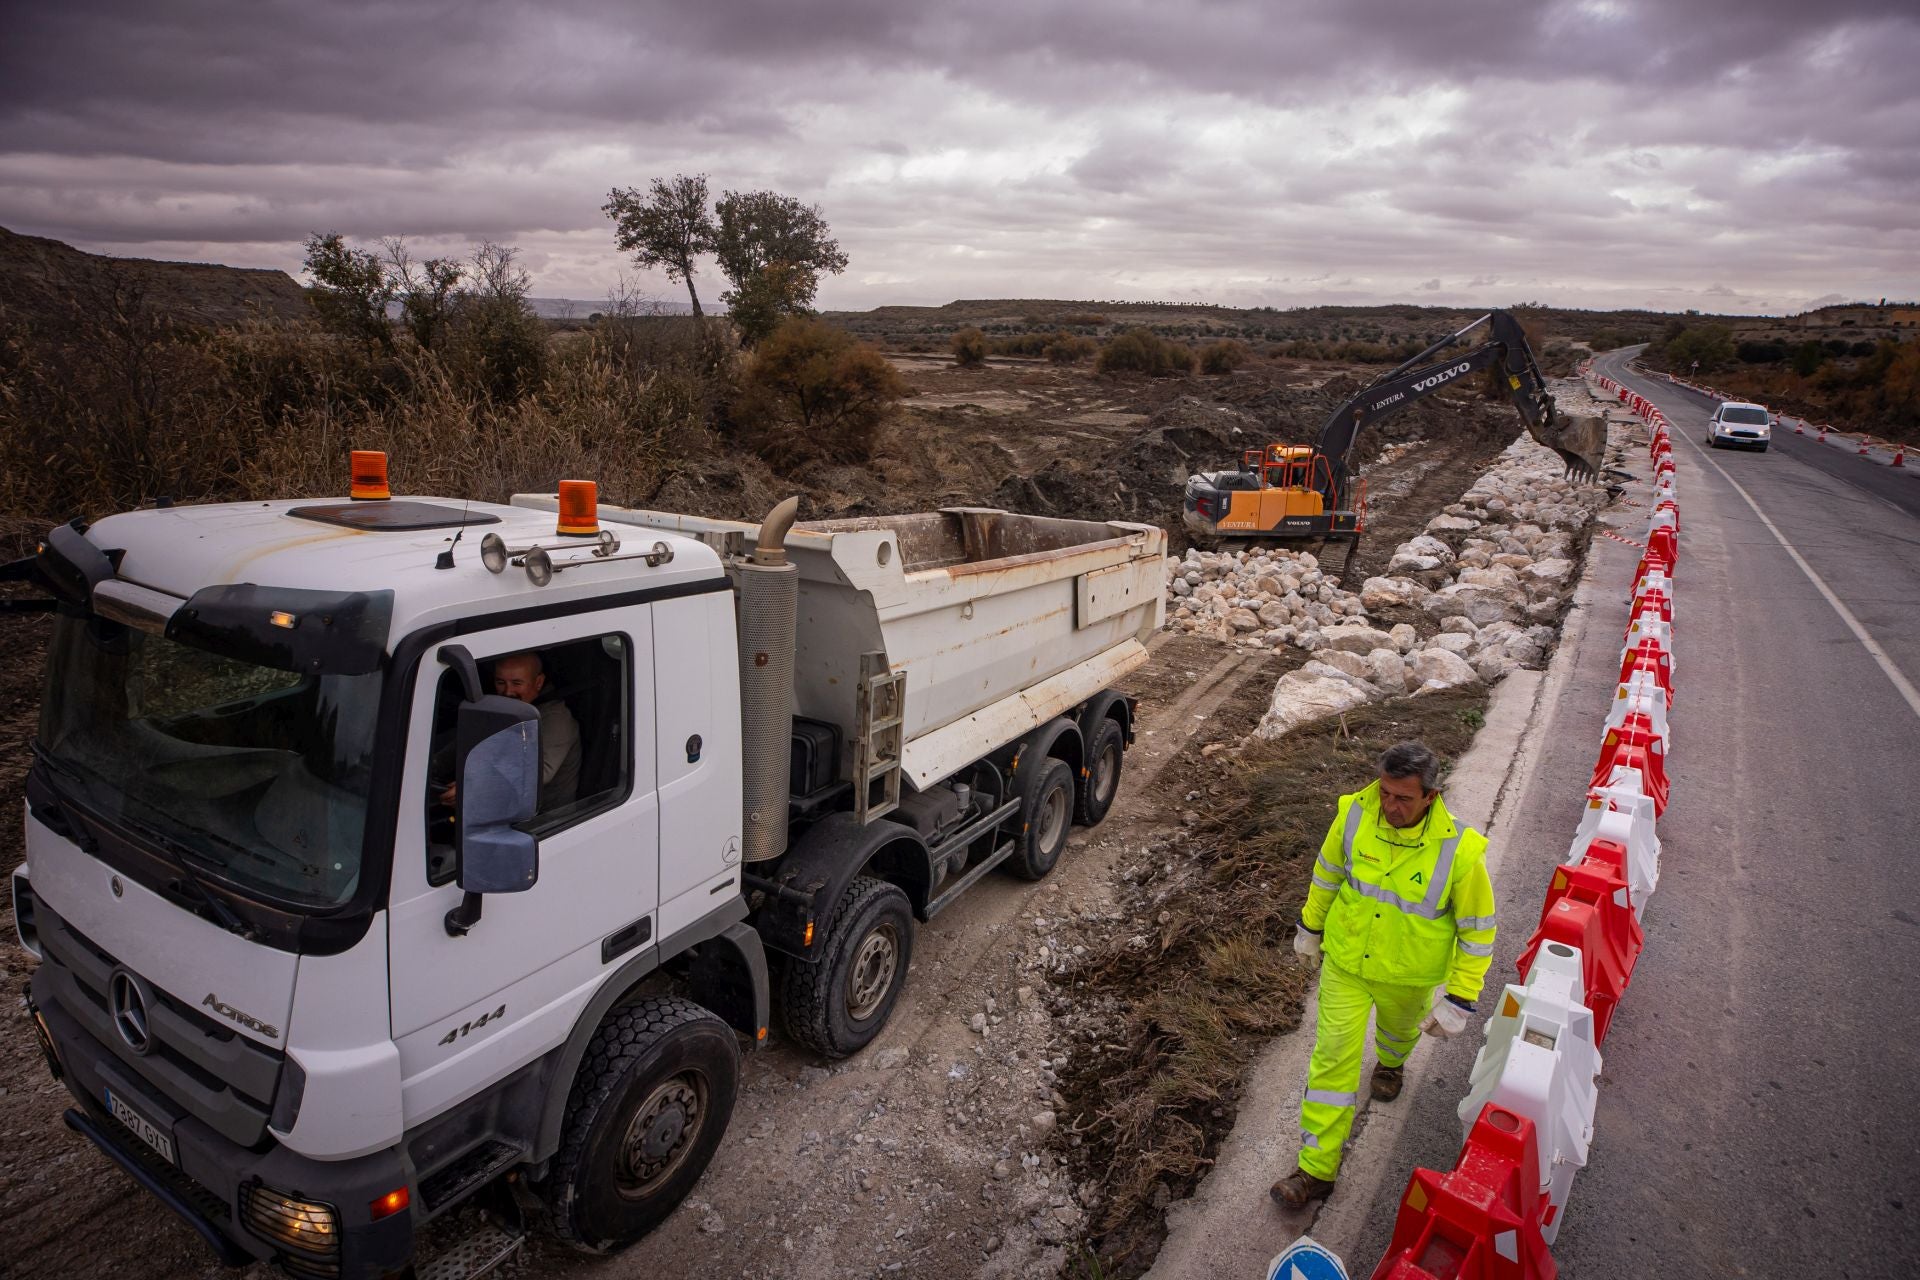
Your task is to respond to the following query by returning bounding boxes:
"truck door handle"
[686,734,702,763]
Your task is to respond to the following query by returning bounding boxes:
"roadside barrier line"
[1676,428,1920,721]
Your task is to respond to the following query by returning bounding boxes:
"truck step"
[924,839,1017,918]
[418,1140,522,1214]
[412,1215,524,1280]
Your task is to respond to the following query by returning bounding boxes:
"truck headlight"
[241,1182,340,1271]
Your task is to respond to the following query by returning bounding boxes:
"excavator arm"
[1311,311,1604,508]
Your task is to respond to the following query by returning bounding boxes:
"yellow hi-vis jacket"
[1301,782,1497,1003]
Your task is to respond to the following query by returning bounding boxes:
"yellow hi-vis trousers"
[1297,959,1431,1181]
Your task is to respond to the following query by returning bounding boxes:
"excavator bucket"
[1529,412,1606,484]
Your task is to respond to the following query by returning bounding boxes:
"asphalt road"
[1336,347,1920,1276]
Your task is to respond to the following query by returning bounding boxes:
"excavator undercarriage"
[1182,311,1606,548]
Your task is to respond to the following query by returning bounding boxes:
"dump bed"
[511,498,1166,788]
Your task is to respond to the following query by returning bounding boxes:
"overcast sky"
[3,0,1916,315]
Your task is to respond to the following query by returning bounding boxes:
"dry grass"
[0,298,728,552]
[1059,686,1490,1278]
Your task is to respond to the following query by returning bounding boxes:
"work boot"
[1269,1167,1335,1209]
[1370,1064,1404,1102]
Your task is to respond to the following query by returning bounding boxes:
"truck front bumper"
[33,969,414,1279]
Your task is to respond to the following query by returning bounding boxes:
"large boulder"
[1410,646,1481,690]
[1307,651,1374,683]
[1427,514,1482,533]
[1429,632,1476,657]
[1321,623,1398,654]
[1367,647,1410,693]
[1422,582,1524,627]
[1360,576,1427,609]
[1388,623,1419,654]
[1256,671,1378,738]
[1256,600,1291,628]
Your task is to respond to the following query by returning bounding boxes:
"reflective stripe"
[1342,876,1449,920]
[1305,1088,1357,1108]
[1316,854,1347,880]
[1455,940,1493,957]
[1455,914,1496,932]
[1339,801,1466,921]
[1300,1131,1320,1150]
[1423,832,1462,916]
[1312,875,1341,891]
[1376,1026,1416,1050]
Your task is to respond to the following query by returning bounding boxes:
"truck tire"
[776,876,914,1059]
[1075,718,1125,827]
[538,995,739,1254]
[1007,756,1075,880]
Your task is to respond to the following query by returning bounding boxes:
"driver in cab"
[438,652,581,813]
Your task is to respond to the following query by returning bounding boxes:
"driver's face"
[492,657,545,704]
[1378,773,1435,829]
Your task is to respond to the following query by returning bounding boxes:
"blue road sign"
[1265,1235,1350,1280]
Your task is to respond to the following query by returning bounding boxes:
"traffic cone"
[1894,444,1906,468]
[1859,436,1871,456]
[1818,424,1827,442]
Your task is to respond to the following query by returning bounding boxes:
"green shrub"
[1044,332,1098,365]
[1199,339,1249,375]
[1097,328,1194,376]
[952,326,988,367]
[734,317,906,465]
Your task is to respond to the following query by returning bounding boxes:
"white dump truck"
[7,459,1164,1278]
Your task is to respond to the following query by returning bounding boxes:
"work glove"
[1292,924,1322,970]
[1420,994,1472,1039]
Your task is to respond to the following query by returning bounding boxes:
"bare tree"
[382,237,462,351]
[603,174,717,318]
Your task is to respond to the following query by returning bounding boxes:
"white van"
[1706,401,1773,452]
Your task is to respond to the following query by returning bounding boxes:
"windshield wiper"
[30,743,253,936]
[28,742,101,853]
[109,811,255,939]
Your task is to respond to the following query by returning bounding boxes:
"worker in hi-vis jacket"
[1271,741,1497,1209]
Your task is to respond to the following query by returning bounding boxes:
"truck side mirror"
[445,693,541,936]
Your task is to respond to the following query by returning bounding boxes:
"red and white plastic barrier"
[1362,368,1683,1275]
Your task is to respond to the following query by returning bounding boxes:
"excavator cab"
[1185,444,1360,541]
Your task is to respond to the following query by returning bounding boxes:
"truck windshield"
[1721,406,1770,425]
[37,614,383,908]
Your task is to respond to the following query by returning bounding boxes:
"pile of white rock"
[1165,546,1372,650]
[1243,429,1615,739]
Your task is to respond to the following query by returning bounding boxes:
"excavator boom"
[1181,309,1605,547]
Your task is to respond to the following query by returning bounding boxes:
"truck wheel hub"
[1040,783,1069,848]
[847,925,899,1020]
[618,1076,703,1195]
[1094,745,1120,803]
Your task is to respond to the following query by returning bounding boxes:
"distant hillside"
[0,227,310,326]
[822,297,1698,351]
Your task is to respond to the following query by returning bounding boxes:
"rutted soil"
[0,349,1532,1280]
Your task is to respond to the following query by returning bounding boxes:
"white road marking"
[1677,424,1920,721]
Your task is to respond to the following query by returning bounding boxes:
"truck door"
[386,606,659,1127]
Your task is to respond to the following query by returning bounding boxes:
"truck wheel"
[776,876,914,1059]
[1008,757,1075,881]
[1076,719,1126,827]
[539,996,739,1254]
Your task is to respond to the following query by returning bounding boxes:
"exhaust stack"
[736,497,801,862]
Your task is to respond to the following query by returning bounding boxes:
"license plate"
[106,1088,176,1165]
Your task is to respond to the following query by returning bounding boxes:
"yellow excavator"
[1181,310,1606,547]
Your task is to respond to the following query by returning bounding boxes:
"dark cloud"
[0,0,1914,311]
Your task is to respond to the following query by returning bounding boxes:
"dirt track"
[0,350,1524,1279]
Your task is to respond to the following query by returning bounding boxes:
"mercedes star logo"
[109,969,154,1055]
